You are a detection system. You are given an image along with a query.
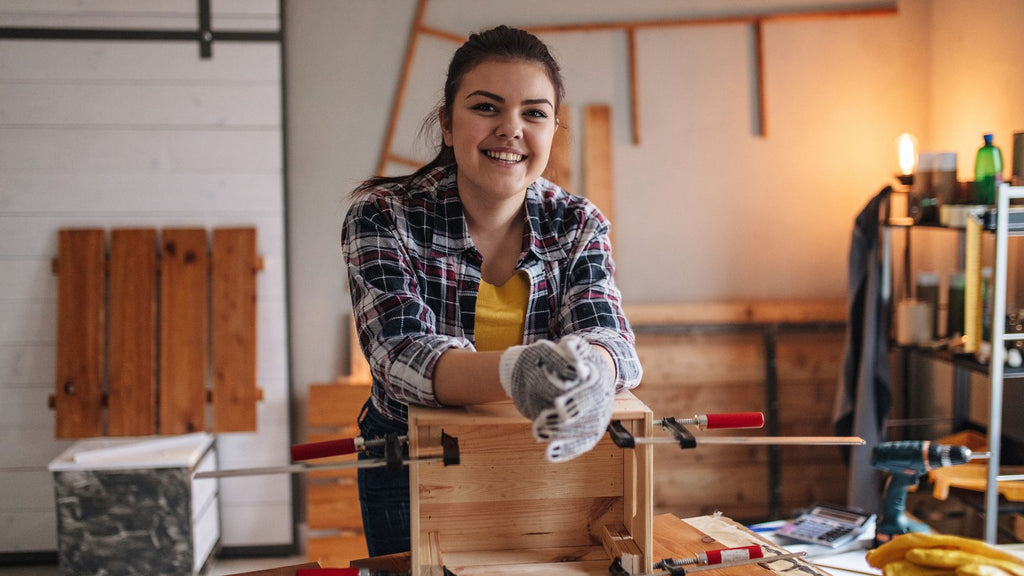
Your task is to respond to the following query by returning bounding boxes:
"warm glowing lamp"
[895,132,918,186]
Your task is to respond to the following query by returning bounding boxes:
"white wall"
[0,1,292,554]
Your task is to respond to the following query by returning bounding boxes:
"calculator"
[774,503,874,548]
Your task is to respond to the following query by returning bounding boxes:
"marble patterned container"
[48,433,219,575]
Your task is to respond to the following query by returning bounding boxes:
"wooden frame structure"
[377,0,898,178]
[407,392,654,576]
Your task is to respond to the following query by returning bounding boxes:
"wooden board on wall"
[212,227,259,432]
[54,229,106,439]
[159,228,209,434]
[583,105,614,239]
[107,228,158,436]
[541,108,573,192]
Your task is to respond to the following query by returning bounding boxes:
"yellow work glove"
[879,559,954,576]
[905,549,1024,576]
[867,533,1024,569]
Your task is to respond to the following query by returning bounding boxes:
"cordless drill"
[871,440,973,546]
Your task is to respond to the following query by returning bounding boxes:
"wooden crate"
[407,391,653,576]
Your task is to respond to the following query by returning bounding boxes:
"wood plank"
[54,228,105,438]
[107,228,157,436]
[414,429,623,505]
[779,460,848,510]
[159,228,209,434]
[211,227,259,432]
[634,332,765,384]
[626,300,847,326]
[307,482,362,530]
[583,105,614,243]
[348,315,372,382]
[307,534,368,569]
[419,497,624,553]
[307,381,370,428]
[541,109,572,192]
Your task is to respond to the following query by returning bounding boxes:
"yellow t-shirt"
[474,271,529,351]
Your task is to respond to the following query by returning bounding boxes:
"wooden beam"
[752,19,766,137]
[627,27,640,145]
[375,0,430,176]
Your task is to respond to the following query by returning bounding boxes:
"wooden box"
[408,391,653,576]
[48,433,220,576]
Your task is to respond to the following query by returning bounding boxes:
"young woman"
[342,25,642,556]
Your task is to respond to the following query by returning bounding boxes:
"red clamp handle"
[704,412,764,429]
[290,438,358,461]
[704,545,763,564]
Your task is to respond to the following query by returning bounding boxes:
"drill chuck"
[870,440,972,476]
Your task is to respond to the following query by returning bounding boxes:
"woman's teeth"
[486,151,524,163]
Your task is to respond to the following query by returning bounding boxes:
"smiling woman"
[341,25,643,556]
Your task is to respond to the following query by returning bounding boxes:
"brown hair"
[354,25,565,195]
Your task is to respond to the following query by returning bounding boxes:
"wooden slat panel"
[307,483,362,530]
[54,229,105,438]
[107,228,157,436]
[583,105,614,240]
[159,228,209,434]
[211,227,259,432]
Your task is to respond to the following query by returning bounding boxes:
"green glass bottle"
[974,133,1004,204]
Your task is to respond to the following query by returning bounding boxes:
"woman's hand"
[499,335,616,462]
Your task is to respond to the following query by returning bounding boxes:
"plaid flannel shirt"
[342,164,642,423]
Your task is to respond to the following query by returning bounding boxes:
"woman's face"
[442,59,557,205]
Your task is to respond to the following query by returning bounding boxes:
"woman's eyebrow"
[466,90,553,108]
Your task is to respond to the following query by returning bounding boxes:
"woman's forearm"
[433,348,508,406]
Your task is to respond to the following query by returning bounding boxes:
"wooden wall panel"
[54,229,106,439]
[107,229,158,436]
[160,228,210,434]
[629,302,847,523]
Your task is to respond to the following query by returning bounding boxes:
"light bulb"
[895,133,918,185]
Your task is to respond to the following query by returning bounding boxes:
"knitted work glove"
[498,336,587,421]
[533,344,615,462]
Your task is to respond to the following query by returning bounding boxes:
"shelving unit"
[980,183,1024,542]
[887,183,1024,544]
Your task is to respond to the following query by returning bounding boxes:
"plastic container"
[974,133,1004,204]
